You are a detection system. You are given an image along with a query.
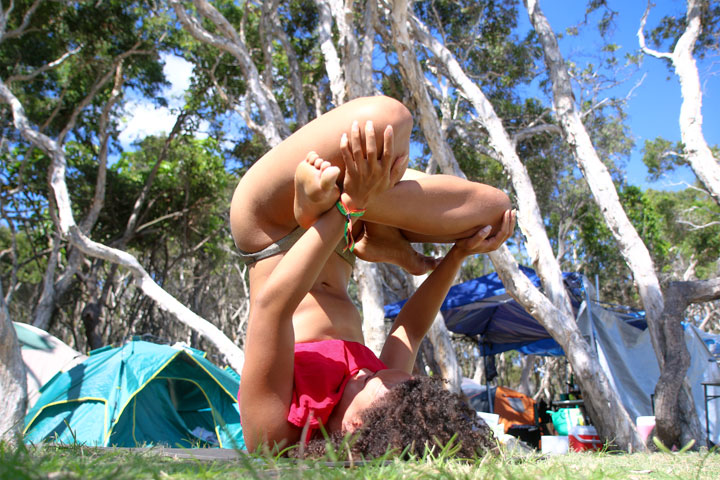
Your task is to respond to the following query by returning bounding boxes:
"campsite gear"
[13,322,87,408]
[569,425,602,451]
[24,340,244,449]
[541,435,569,455]
[386,267,720,444]
[462,380,536,434]
[548,407,584,436]
[636,416,656,443]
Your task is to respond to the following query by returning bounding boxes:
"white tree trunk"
[525,0,703,449]
[170,0,289,146]
[355,261,387,356]
[412,275,461,393]
[316,0,346,106]
[409,11,574,319]
[0,80,245,374]
[639,0,720,206]
[492,247,643,450]
[389,0,464,178]
[410,6,643,449]
[0,282,27,445]
[525,0,665,349]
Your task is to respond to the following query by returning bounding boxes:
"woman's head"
[299,375,497,459]
[326,368,411,433]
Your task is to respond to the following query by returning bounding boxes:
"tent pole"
[582,276,598,356]
[484,352,494,414]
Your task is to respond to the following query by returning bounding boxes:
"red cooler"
[569,425,603,452]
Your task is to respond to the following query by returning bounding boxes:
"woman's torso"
[247,252,364,344]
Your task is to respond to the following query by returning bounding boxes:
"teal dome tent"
[24,340,244,449]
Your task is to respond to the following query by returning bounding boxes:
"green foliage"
[576,186,671,305]
[645,188,720,280]
[0,0,167,140]
[642,137,687,181]
[648,1,720,60]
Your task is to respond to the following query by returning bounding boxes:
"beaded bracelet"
[336,199,366,252]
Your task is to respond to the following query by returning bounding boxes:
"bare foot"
[294,152,341,228]
[353,222,441,275]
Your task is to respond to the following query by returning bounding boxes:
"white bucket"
[541,435,569,455]
[636,416,656,442]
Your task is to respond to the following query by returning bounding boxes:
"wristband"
[336,200,366,252]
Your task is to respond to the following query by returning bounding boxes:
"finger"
[365,120,377,165]
[306,151,319,164]
[390,154,409,185]
[340,133,357,177]
[500,209,515,241]
[381,125,395,174]
[350,120,364,173]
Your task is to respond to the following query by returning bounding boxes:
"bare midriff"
[247,251,364,344]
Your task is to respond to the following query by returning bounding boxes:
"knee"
[356,96,413,137]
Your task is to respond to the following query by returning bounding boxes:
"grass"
[2,442,720,480]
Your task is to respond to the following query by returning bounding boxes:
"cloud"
[118,54,194,149]
[118,100,179,147]
[163,54,193,100]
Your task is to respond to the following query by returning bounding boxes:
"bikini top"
[236,227,356,267]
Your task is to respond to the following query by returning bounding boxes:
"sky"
[119,0,718,192]
[519,0,719,191]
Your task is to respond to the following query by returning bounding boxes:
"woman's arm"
[380,210,515,373]
[240,203,346,451]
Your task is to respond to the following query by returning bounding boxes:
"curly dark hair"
[292,376,498,459]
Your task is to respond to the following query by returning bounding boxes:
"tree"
[0,281,26,445]
[639,0,720,207]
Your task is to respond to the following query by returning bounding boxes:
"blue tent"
[24,340,244,449]
[384,266,643,356]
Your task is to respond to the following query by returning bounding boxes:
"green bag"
[547,407,584,436]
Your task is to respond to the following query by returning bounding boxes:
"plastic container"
[636,416,655,442]
[541,435,569,455]
[548,407,584,436]
[477,412,500,428]
[569,425,602,452]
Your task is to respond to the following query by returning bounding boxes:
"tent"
[24,339,245,449]
[384,267,720,445]
[384,266,593,356]
[13,322,87,408]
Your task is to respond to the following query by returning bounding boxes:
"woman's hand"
[452,209,516,257]
[339,120,406,211]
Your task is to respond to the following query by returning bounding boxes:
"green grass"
[2,442,720,480]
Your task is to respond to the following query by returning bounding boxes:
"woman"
[236,99,515,456]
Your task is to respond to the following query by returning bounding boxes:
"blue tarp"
[384,266,641,356]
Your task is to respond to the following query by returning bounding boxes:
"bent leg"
[364,173,512,242]
[230,96,412,252]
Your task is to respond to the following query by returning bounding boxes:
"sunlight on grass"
[1,441,719,479]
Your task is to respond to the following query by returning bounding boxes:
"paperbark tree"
[638,0,720,207]
[404,2,644,449]
[525,0,706,448]
[0,281,26,445]
[169,0,290,147]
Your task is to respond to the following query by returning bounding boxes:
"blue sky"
[518,0,719,191]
